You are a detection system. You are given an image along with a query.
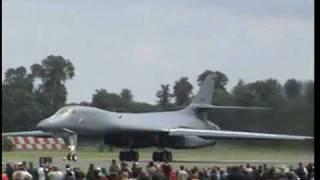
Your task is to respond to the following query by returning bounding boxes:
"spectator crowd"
[2,160,314,180]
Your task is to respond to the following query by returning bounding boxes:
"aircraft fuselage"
[37,106,218,148]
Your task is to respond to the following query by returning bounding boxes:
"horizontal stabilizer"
[2,130,53,137]
[191,104,271,111]
[168,128,313,141]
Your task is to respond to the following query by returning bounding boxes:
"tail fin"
[189,74,270,111]
[191,74,216,105]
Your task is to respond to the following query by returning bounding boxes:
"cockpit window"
[55,107,75,116]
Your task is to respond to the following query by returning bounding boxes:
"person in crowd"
[120,162,131,176]
[101,168,108,178]
[295,162,308,180]
[27,162,38,180]
[47,166,64,180]
[38,164,46,180]
[161,161,172,180]
[226,166,248,180]
[210,167,220,180]
[137,170,150,180]
[64,164,75,180]
[245,164,253,174]
[12,162,32,180]
[189,167,200,180]
[74,167,85,180]
[119,172,129,180]
[152,164,167,180]
[94,167,107,180]
[219,170,228,180]
[132,162,141,178]
[109,160,120,176]
[177,166,188,180]
[86,164,96,180]
[5,163,14,180]
[286,171,300,180]
[250,166,260,180]
[146,162,156,177]
[3,160,315,180]
[306,163,314,180]
[2,163,8,180]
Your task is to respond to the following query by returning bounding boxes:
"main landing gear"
[152,135,173,162]
[152,150,173,162]
[64,134,78,161]
[118,149,172,162]
[119,149,139,161]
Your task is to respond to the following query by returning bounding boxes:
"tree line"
[2,55,314,136]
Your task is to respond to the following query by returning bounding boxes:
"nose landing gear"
[64,133,78,161]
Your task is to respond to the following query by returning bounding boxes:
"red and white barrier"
[6,136,66,150]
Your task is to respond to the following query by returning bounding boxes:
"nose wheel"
[66,152,78,161]
[64,133,78,161]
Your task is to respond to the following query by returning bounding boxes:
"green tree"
[284,79,302,99]
[91,89,126,112]
[303,81,314,104]
[3,66,34,92]
[120,89,133,102]
[31,55,75,114]
[173,77,193,106]
[156,84,172,110]
[2,67,42,131]
[232,79,256,106]
[248,79,284,107]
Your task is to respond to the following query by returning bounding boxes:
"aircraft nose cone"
[37,120,50,130]
[37,121,44,129]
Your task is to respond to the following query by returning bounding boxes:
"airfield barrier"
[6,136,66,150]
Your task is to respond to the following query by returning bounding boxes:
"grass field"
[2,141,314,170]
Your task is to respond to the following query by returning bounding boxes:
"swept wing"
[2,130,53,137]
[168,128,313,141]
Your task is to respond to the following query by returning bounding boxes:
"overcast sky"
[3,0,314,104]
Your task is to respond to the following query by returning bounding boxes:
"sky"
[2,0,314,104]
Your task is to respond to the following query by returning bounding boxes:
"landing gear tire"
[165,151,172,162]
[65,133,79,161]
[119,150,139,162]
[132,151,139,162]
[71,153,78,161]
[66,152,78,161]
[160,152,167,161]
[119,151,126,161]
[67,153,72,161]
[152,151,173,162]
[152,152,160,162]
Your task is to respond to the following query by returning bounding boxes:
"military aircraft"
[2,74,313,162]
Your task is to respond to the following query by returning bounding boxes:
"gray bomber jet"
[2,74,313,162]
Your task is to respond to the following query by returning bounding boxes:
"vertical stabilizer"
[191,74,215,105]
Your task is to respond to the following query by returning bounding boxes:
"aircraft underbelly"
[103,111,216,148]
